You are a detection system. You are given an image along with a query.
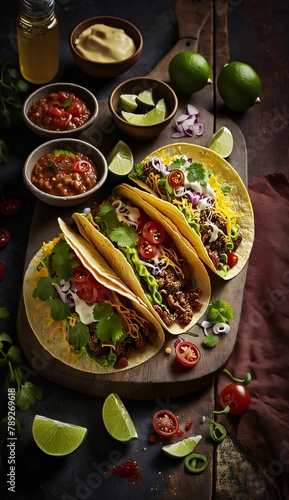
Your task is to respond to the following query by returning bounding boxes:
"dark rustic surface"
[0,1,288,499]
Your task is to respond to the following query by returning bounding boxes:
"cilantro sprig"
[95,202,138,248]
[185,162,208,186]
[33,239,78,320]
[207,300,234,324]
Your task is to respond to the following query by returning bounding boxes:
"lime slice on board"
[102,393,138,442]
[136,89,155,111]
[120,94,138,112]
[162,435,202,458]
[107,140,133,176]
[121,98,167,126]
[32,415,87,456]
[207,126,233,158]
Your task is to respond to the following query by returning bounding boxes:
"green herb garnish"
[95,203,138,248]
[186,162,208,186]
[207,300,234,324]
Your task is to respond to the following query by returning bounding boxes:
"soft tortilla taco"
[129,143,254,280]
[23,218,164,373]
[73,184,211,335]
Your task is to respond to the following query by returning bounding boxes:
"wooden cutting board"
[17,0,249,399]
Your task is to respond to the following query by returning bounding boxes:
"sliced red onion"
[185,190,201,205]
[187,104,199,116]
[174,337,184,348]
[172,104,205,139]
[192,122,205,136]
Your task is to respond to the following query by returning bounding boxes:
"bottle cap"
[19,0,55,19]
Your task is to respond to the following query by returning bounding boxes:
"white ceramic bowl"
[23,138,108,207]
[23,83,99,139]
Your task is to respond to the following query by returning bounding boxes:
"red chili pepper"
[53,154,76,171]
[52,111,72,127]
[73,160,90,173]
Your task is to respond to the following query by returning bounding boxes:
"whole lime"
[168,51,212,94]
[217,61,261,112]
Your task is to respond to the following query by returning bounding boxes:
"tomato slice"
[168,170,185,188]
[73,160,90,173]
[175,341,201,367]
[76,280,99,304]
[0,228,10,248]
[137,216,149,233]
[58,91,70,102]
[53,154,76,170]
[227,252,239,268]
[73,267,108,303]
[0,199,21,216]
[219,383,250,415]
[142,221,165,245]
[137,237,157,259]
[152,410,179,437]
[73,266,90,282]
[50,106,63,117]
[66,99,84,116]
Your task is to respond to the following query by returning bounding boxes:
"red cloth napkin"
[217,172,289,500]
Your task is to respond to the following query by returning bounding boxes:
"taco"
[73,184,211,335]
[129,143,254,279]
[23,218,165,373]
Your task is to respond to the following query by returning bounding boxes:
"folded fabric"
[217,172,289,500]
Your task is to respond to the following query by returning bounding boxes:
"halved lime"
[32,415,87,456]
[102,393,138,442]
[121,98,167,126]
[107,140,133,176]
[207,126,233,158]
[120,94,138,112]
[162,435,202,458]
[136,89,155,111]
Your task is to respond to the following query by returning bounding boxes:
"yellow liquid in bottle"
[17,15,59,84]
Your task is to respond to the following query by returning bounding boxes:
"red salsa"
[31,149,99,197]
[28,91,91,131]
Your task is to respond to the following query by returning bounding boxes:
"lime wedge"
[107,140,133,176]
[102,393,138,442]
[162,435,202,458]
[121,99,167,126]
[136,89,155,111]
[207,126,233,158]
[32,415,87,456]
[120,94,138,112]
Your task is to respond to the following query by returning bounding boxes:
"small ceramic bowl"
[70,16,143,78]
[109,77,178,140]
[23,138,108,207]
[23,83,99,139]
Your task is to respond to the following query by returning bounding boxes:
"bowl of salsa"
[23,83,99,139]
[23,138,108,207]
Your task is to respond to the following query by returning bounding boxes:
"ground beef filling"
[153,266,202,326]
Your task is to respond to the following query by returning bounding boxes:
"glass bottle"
[16,0,59,84]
